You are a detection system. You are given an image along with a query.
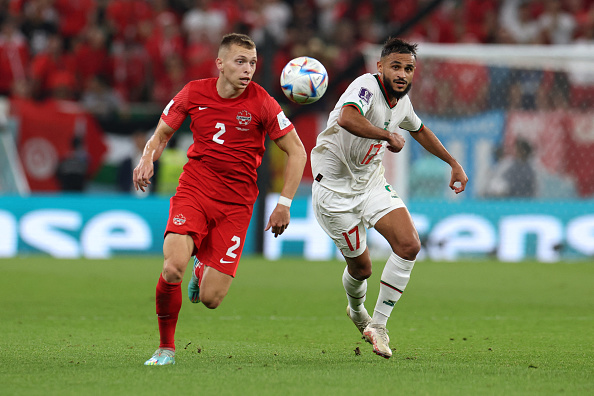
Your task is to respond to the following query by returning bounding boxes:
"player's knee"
[395,238,421,261]
[351,266,372,280]
[346,255,373,280]
[199,292,226,309]
[162,261,185,283]
[361,267,372,279]
[201,298,221,309]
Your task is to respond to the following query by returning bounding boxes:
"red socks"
[155,274,182,350]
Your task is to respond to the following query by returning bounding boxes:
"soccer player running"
[134,33,307,365]
[311,37,468,359]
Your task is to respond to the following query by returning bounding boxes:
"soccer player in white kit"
[311,37,468,359]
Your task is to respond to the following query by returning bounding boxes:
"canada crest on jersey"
[236,110,252,126]
[173,214,186,226]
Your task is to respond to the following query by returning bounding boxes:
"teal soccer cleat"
[188,257,203,303]
[144,348,175,365]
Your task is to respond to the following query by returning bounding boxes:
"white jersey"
[311,73,423,194]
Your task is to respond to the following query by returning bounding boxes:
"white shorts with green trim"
[312,179,405,258]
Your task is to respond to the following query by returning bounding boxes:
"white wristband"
[278,196,292,208]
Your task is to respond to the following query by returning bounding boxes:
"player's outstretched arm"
[133,119,176,192]
[265,129,307,237]
[410,125,468,194]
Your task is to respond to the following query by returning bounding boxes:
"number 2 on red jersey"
[213,122,226,144]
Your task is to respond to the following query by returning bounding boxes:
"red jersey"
[161,78,294,204]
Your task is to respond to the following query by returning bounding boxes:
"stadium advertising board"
[264,195,594,262]
[0,195,165,258]
[0,195,592,262]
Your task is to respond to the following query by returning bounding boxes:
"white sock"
[372,253,415,326]
[342,266,367,314]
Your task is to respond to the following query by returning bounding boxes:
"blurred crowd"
[410,0,594,116]
[2,0,594,198]
[1,0,594,114]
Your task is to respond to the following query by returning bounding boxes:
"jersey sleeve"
[340,76,375,116]
[398,97,424,132]
[160,83,190,130]
[262,94,294,140]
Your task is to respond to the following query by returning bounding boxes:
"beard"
[383,74,412,100]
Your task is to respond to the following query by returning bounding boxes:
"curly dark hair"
[380,37,417,59]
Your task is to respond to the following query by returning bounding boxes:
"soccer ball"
[280,56,328,105]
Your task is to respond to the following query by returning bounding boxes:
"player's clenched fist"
[387,132,405,153]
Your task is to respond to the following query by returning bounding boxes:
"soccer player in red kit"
[133,33,307,366]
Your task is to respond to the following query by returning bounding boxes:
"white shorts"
[312,180,406,258]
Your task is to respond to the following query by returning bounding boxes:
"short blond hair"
[219,33,256,52]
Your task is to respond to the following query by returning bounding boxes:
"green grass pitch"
[1,256,592,395]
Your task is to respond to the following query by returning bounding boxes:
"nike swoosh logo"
[220,259,234,264]
[199,107,208,110]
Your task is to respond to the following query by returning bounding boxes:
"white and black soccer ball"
[280,56,328,105]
